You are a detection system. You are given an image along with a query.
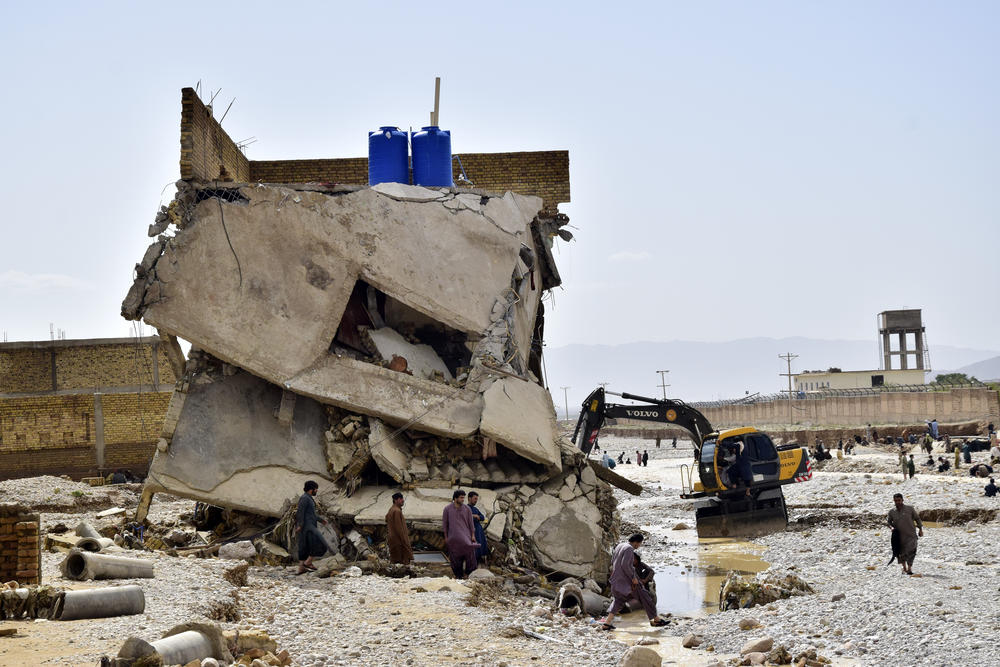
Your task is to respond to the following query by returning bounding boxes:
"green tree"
[934,372,978,385]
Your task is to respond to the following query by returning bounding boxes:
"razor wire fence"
[691,379,989,409]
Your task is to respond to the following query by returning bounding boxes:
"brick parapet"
[180,87,250,182]
[248,150,569,214]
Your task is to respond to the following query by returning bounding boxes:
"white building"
[794,368,925,392]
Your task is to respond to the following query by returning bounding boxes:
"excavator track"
[693,487,789,538]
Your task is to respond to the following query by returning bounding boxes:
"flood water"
[652,536,769,617]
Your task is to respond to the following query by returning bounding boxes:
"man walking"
[385,492,413,564]
[599,534,667,629]
[296,480,329,575]
[887,493,923,575]
[907,454,916,480]
[642,450,649,467]
[442,489,478,578]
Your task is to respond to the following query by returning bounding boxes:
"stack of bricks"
[0,504,41,585]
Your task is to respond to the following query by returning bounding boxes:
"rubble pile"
[119,179,618,582]
[719,570,815,611]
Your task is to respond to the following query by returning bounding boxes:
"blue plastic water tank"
[411,126,453,187]
[368,126,409,185]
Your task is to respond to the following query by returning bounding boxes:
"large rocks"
[617,645,661,667]
[521,491,604,579]
[720,571,815,610]
[740,637,774,655]
[218,541,256,561]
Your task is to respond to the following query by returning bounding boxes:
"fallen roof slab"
[480,377,561,471]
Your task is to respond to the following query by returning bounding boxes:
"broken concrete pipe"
[60,550,155,581]
[75,521,101,539]
[118,622,231,666]
[74,536,116,553]
[555,582,608,616]
[53,585,145,621]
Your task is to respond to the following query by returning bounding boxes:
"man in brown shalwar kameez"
[385,492,413,564]
[887,492,923,575]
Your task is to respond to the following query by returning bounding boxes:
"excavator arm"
[572,387,713,455]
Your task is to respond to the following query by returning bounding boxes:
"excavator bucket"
[693,487,789,538]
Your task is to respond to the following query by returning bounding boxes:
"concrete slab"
[287,355,482,438]
[133,185,541,405]
[371,182,442,202]
[480,377,561,471]
[366,327,453,381]
[522,490,603,579]
[144,371,332,516]
[369,419,411,483]
[485,511,507,541]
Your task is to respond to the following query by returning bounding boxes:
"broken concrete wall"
[123,179,612,580]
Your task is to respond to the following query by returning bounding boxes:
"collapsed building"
[118,88,625,582]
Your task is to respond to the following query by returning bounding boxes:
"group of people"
[607,450,649,466]
[294,481,490,579]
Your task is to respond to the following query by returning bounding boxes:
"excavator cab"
[699,428,782,493]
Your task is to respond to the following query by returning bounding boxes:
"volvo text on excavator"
[572,387,812,537]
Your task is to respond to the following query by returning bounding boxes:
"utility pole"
[656,370,670,400]
[778,352,798,426]
[560,386,571,421]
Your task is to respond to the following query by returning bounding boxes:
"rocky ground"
[603,436,1000,667]
[1,439,998,666]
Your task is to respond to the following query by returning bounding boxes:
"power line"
[778,352,798,426]
[656,369,670,400]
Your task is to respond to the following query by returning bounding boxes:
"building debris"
[120,176,616,581]
[719,570,815,610]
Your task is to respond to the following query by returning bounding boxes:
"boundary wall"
[0,337,175,480]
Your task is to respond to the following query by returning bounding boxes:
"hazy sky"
[1,2,997,353]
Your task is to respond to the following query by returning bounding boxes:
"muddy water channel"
[652,532,769,617]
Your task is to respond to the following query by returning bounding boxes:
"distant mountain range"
[543,337,1000,412]
[941,355,1000,383]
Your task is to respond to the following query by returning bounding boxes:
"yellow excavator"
[572,387,813,537]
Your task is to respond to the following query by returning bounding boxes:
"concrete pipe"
[60,550,155,581]
[118,622,231,665]
[75,536,116,552]
[75,522,102,539]
[119,630,214,665]
[556,583,609,616]
[55,585,145,620]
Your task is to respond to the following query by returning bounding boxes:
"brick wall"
[180,87,250,182]
[0,446,98,480]
[697,387,1000,429]
[1,337,176,394]
[0,348,52,394]
[249,157,368,185]
[0,390,171,480]
[101,392,170,444]
[54,342,175,391]
[0,506,40,585]
[248,151,570,214]
[0,394,93,450]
